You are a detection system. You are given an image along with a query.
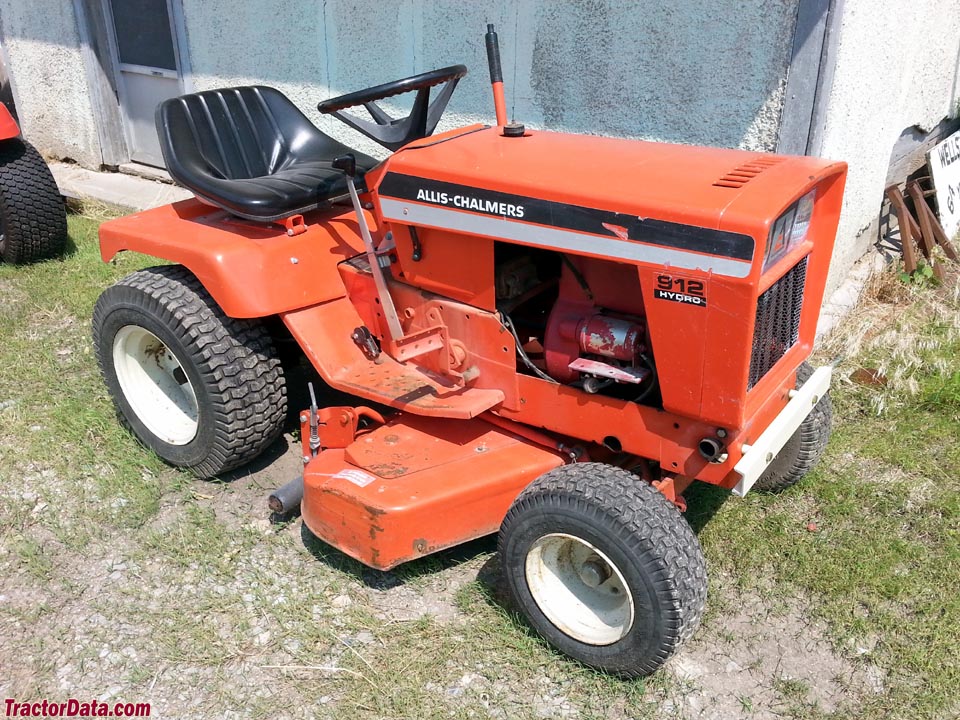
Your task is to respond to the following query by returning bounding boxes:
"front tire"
[753,362,832,493]
[0,137,67,263]
[92,266,287,478]
[499,463,707,677]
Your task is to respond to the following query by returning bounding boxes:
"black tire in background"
[92,265,287,478]
[0,137,67,264]
[499,463,707,677]
[752,362,833,493]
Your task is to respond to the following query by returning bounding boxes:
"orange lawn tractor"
[92,26,846,676]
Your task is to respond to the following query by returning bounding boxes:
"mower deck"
[301,413,565,569]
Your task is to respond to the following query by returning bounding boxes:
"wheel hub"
[578,555,612,588]
[112,325,199,445]
[525,533,634,646]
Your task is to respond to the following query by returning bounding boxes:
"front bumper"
[731,365,832,496]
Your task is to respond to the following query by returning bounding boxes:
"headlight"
[763,189,815,272]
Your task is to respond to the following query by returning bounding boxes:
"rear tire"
[92,265,287,478]
[499,463,707,677]
[0,137,67,263]
[753,362,832,493]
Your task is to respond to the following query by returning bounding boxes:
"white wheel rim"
[525,532,635,646]
[112,325,199,445]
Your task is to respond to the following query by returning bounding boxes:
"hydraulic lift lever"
[333,154,404,340]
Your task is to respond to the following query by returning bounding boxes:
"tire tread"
[499,463,707,676]
[753,362,832,493]
[0,138,67,264]
[92,266,287,477]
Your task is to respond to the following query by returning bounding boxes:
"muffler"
[268,476,304,515]
[698,438,727,463]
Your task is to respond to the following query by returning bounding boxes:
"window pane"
[110,0,177,71]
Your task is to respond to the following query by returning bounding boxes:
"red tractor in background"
[0,95,67,264]
[91,26,845,676]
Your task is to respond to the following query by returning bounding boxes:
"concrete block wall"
[0,0,802,172]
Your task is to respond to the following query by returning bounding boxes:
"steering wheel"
[318,65,467,152]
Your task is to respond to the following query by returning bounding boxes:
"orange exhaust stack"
[485,24,508,126]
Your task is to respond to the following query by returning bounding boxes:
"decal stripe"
[633,219,754,261]
[378,173,755,261]
[379,199,753,278]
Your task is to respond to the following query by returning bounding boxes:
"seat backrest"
[157,86,317,182]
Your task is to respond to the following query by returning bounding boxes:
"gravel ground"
[0,427,875,720]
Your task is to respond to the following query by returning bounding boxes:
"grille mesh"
[748,257,807,389]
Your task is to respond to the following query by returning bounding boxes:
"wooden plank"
[919,198,959,261]
[73,0,129,166]
[885,185,918,273]
[906,181,944,279]
[776,0,831,155]
[907,212,923,241]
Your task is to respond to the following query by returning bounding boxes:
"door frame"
[74,0,192,168]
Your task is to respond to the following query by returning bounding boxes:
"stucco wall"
[818,0,960,296]
[181,0,799,159]
[4,0,958,305]
[0,0,800,170]
[0,0,100,165]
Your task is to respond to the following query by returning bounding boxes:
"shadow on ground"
[683,482,730,534]
[300,522,497,590]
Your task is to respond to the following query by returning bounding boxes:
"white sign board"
[928,128,960,242]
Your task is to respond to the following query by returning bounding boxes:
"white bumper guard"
[732,365,833,497]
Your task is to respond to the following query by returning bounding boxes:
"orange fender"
[98,198,368,318]
[0,105,20,140]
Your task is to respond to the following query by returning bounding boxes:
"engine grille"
[748,257,807,389]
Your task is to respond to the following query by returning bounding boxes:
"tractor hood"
[373,125,845,248]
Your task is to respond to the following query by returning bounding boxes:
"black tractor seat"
[156,86,377,222]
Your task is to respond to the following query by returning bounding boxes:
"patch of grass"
[140,503,233,570]
[0,212,173,549]
[1,209,957,719]
[9,536,55,579]
[694,267,960,719]
[773,676,811,703]
[325,590,661,720]
[920,369,960,417]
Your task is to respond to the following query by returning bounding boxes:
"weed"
[899,260,938,287]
